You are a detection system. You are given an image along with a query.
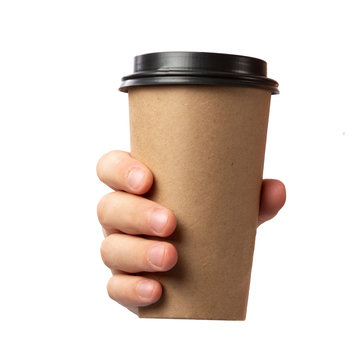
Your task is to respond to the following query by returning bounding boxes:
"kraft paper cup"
[120,52,279,320]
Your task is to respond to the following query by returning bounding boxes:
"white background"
[0,0,359,359]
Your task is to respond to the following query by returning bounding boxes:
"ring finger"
[100,233,178,273]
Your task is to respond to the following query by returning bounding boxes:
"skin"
[96,150,286,314]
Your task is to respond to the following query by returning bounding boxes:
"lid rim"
[120,51,279,94]
[122,70,271,80]
[120,75,279,94]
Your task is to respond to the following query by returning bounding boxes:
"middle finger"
[97,191,177,236]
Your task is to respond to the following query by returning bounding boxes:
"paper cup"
[120,52,278,320]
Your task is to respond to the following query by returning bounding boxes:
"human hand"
[96,150,286,313]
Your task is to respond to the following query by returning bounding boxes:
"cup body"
[128,84,271,320]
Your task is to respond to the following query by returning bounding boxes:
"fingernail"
[150,209,168,233]
[128,168,145,190]
[137,281,155,299]
[148,244,165,267]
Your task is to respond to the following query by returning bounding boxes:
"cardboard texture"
[128,85,271,320]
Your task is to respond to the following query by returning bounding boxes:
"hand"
[96,150,286,313]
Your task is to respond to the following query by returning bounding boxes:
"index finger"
[96,150,153,194]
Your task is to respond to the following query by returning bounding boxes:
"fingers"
[258,179,286,226]
[107,273,162,307]
[96,151,176,309]
[97,191,177,236]
[100,233,178,273]
[96,150,153,194]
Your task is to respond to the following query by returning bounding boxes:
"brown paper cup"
[120,51,278,320]
[128,84,272,320]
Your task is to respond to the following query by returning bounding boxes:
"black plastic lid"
[119,51,279,94]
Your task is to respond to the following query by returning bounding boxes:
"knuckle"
[100,234,118,268]
[96,192,113,225]
[96,160,102,180]
[100,237,110,266]
[106,277,116,300]
[96,150,129,181]
[96,152,108,180]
